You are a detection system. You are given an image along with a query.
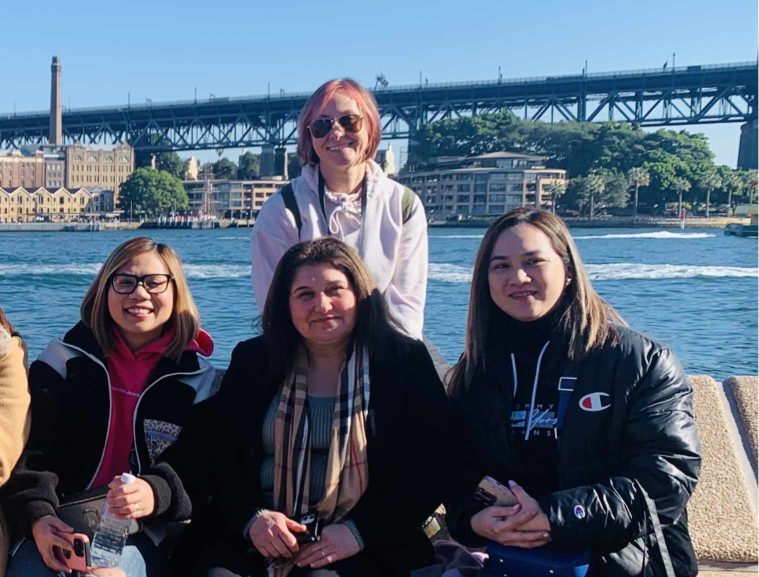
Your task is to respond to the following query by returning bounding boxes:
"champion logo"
[579,392,610,412]
[574,505,586,519]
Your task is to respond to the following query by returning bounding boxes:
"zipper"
[523,341,550,441]
[130,366,208,473]
[57,341,113,491]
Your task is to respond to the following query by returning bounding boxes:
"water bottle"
[90,472,136,568]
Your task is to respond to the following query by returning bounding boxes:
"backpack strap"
[401,186,417,224]
[280,183,301,238]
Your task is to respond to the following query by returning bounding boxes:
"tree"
[212,158,238,180]
[118,168,188,218]
[578,172,606,218]
[237,152,260,179]
[544,180,566,214]
[719,169,742,214]
[627,167,650,217]
[697,171,722,217]
[672,177,691,217]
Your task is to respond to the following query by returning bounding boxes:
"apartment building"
[397,152,567,217]
[183,176,287,218]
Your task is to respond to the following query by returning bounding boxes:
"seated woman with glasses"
[251,78,428,339]
[445,209,701,576]
[115,237,449,577]
[3,237,217,577]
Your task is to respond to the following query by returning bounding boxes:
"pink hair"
[296,78,381,166]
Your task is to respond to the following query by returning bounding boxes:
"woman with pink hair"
[251,78,428,339]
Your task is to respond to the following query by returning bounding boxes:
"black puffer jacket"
[446,325,701,577]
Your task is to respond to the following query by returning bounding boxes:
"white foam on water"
[429,234,485,239]
[574,231,715,240]
[183,264,251,279]
[587,263,758,280]
[428,262,757,284]
[0,263,101,277]
[429,263,474,283]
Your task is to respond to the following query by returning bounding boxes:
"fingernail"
[508,480,517,486]
[543,533,550,538]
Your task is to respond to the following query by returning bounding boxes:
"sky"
[3,0,757,167]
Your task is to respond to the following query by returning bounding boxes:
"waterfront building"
[0,150,45,189]
[65,143,134,202]
[0,185,109,223]
[396,151,567,218]
[182,176,288,218]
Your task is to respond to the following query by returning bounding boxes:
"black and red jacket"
[2,321,217,539]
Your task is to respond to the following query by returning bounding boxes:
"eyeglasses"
[110,273,174,295]
[307,114,363,139]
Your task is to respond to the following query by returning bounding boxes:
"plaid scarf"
[270,345,370,576]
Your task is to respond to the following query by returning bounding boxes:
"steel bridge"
[0,61,756,152]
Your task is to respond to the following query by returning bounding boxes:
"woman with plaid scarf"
[116,238,450,577]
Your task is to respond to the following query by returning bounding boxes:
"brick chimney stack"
[49,56,62,146]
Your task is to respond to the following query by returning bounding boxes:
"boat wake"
[574,231,715,240]
[428,262,758,283]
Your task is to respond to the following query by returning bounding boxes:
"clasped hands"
[470,480,552,548]
[248,510,360,569]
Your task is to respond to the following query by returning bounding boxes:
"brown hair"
[448,208,624,394]
[80,237,200,362]
[0,308,18,336]
[296,78,381,166]
[262,237,398,383]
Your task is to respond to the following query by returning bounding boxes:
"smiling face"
[310,91,369,173]
[288,263,358,353]
[107,250,174,350]
[487,223,568,322]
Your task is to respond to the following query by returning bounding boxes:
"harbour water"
[0,227,756,380]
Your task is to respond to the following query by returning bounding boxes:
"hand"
[248,510,306,559]
[295,523,360,569]
[31,515,74,573]
[470,481,551,548]
[508,481,551,534]
[106,476,155,519]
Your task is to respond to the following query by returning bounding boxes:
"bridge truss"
[0,62,755,151]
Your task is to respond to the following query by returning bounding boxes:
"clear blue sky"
[3,0,756,167]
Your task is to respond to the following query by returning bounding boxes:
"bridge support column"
[260,144,275,177]
[274,147,288,179]
[737,119,757,170]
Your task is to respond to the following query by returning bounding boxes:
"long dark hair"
[262,237,399,383]
[448,208,624,395]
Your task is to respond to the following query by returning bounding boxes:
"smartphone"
[53,532,91,572]
[474,475,518,507]
[294,512,322,545]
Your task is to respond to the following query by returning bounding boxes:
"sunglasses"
[307,114,363,139]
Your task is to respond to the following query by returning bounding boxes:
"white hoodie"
[250,160,428,339]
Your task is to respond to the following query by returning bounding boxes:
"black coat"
[144,334,451,576]
[446,325,701,577]
[2,321,217,538]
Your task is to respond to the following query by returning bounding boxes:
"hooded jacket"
[2,321,217,538]
[250,160,428,338]
[446,324,701,577]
